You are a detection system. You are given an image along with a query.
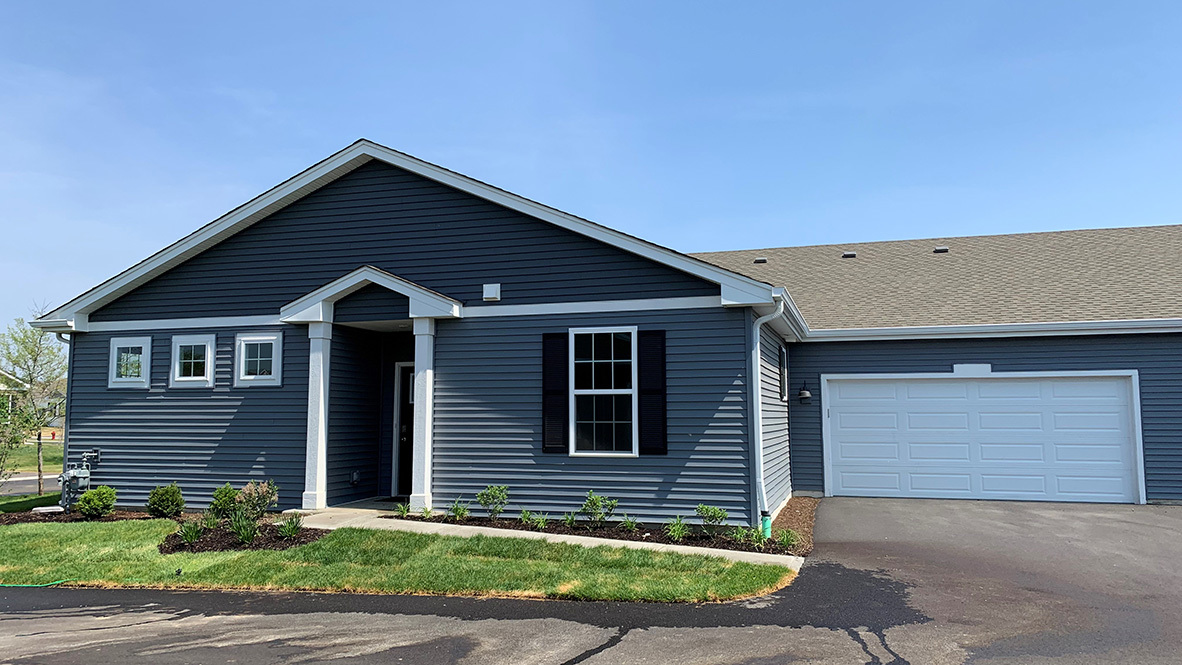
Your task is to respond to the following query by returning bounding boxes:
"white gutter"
[750,294,785,529]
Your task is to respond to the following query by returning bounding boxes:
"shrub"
[147,483,186,518]
[447,498,470,521]
[695,504,728,536]
[77,485,117,519]
[200,511,219,530]
[209,483,239,518]
[728,526,752,544]
[475,485,509,520]
[236,479,279,520]
[519,509,534,524]
[775,528,800,549]
[393,502,411,518]
[619,514,640,532]
[561,512,578,528]
[530,513,549,530]
[420,506,433,519]
[664,515,690,542]
[578,490,619,529]
[228,508,259,544]
[177,520,204,544]
[277,513,304,539]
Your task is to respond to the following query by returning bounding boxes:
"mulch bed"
[381,503,818,557]
[158,523,328,554]
[0,510,155,526]
[771,496,819,556]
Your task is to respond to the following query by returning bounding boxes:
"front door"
[396,364,414,496]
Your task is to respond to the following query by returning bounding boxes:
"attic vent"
[753,257,768,264]
[841,251,857,259]
[933,246,950,254]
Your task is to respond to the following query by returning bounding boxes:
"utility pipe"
[751,294,785,538]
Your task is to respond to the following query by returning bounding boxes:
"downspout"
[751,295,785,537]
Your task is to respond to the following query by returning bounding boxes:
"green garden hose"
[0,580,75,587]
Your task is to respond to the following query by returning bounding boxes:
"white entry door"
[824,373,1142,503]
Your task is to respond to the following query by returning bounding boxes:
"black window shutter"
[541,333,569,453]
[637,329,667,455]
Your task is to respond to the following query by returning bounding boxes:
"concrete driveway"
[1,498,1179,664]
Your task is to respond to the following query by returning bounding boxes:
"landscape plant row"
[392,486,801,552]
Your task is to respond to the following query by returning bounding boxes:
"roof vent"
[753,257,768,264]
[841,251,857,259]
[933,246,950,254]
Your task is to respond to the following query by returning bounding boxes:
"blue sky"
[1,2,1180,326]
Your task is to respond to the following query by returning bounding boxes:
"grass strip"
[0,520,793,602]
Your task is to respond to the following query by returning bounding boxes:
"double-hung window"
[235,333,282,387]
[569,326,638,456]
[170,334,216,388]
[108,336,151,389]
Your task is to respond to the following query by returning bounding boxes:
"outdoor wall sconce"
[797,383,813,404]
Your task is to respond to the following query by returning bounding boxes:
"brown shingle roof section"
[693,224,1182,330]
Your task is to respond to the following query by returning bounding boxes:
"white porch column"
[409,317,435,510]
[302,322,332,510]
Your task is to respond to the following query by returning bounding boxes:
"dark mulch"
[380,508,816,557]
[0,510,156,526]
[771,496,819,556]
[158,523,328,554]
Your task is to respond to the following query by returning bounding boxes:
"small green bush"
[619,514,640,532]
[664,515,690,542]
[177,520,204,544]
[147,483,185,518]
[77,485,117,519]
[530,512,549,530]
[236,479,279,520]
[277,513,304,539]
[728,526,751,544]
[393,502,411,518]
[447,498,470,521]
[200,511,219,530]
[420,506,433,519]
[775,528,800,549]
[561,512,578,528]
[578,490,619,529]
[475,485,509,520]
[695,504,728,536]
[209,483,239,518]
[228,508,258,544]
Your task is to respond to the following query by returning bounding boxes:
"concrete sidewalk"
[297,507,803,570]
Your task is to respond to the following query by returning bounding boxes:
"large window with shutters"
[569,327,638,456]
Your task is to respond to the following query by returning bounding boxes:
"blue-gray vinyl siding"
[789,334,1182,502]
[759,325,791,513]
[326,326,383,503]
[335,285,411,323]
[432,307,754,524]
[91,160,717,321]
[65,326,308,509]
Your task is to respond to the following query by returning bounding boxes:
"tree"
[0,316,68,494]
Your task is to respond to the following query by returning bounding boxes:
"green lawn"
[6,442,64,473]
[0,520,793,602]
[0,493,61,513]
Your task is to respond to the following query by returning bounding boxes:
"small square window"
[235,333,282,387]
[108,336,151,389]
[170,334,216,388]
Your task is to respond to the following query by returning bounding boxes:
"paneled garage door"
[824,373,1142,503]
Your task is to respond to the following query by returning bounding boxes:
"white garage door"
[825,373,1141,503]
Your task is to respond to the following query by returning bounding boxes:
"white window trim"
[778,343,789,402]
[568,326,640,458]
[108,336,152,389]
[170,334,217,389]
[234,332,283,387]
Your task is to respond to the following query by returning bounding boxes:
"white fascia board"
[279,266,461,323]
[463,295,722,318]
[804,317,1182,341]
[37,139,773,328]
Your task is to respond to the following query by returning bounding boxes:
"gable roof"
[0,368,28,392]
[34,140,776,332]
[695,224,1182,334]
[280,265,462,323]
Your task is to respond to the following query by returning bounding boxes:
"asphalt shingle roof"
[692,224,1182,330]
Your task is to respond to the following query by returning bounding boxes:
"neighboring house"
[0,369,28,419]
[32,140,1182,521]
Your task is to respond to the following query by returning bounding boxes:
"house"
[32,140,1182,523]
[1,368,28,419]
